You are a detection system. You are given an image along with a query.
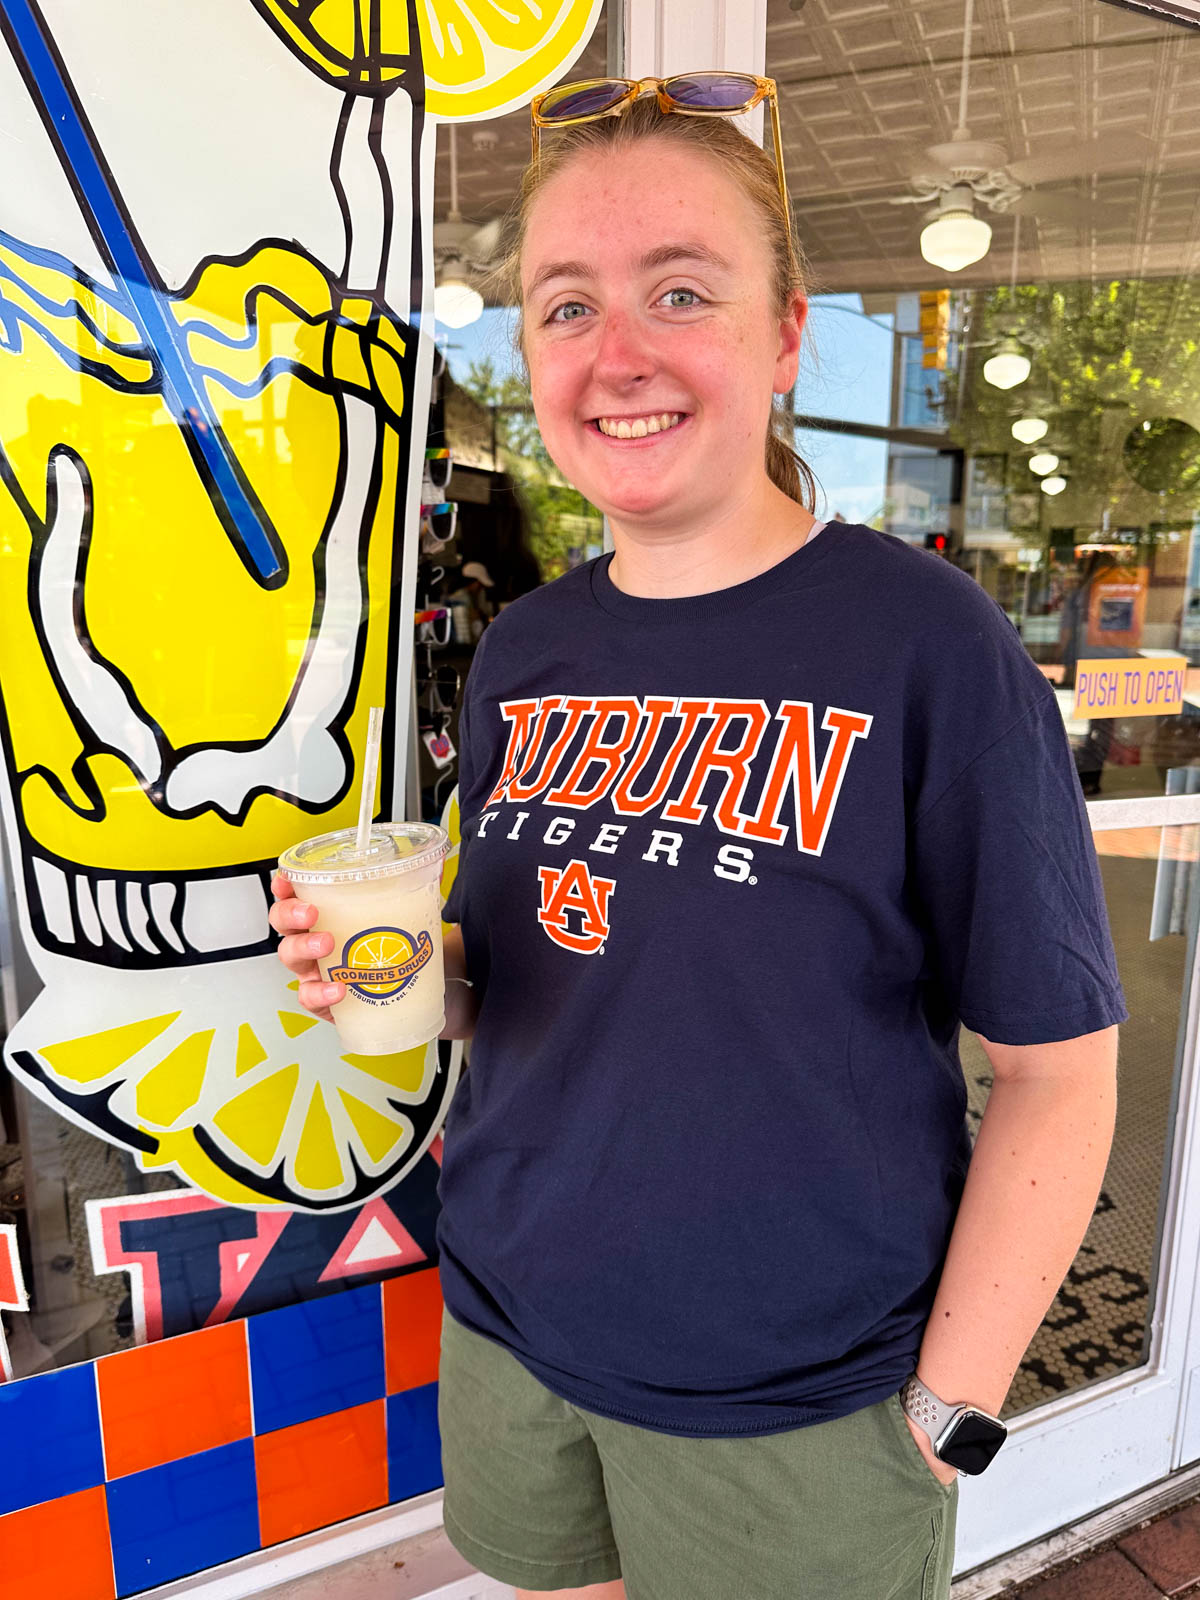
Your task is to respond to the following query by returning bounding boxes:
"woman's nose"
[591,308,655,389]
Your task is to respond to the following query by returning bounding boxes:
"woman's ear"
[773,289,807,396]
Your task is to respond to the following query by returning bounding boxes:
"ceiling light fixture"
[1028,450,1060,476]
[1040,473,1067,495]
[984,336,1031,390]
[1012,412,1049,444]
[433,270,483,328]
[919,185,993,272]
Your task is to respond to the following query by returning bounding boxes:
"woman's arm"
[441,923,479,1040]
[905,1024,1120,1483]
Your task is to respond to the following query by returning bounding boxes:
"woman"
[272,79,1126,1600]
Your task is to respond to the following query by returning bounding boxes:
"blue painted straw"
[0,0,284,585]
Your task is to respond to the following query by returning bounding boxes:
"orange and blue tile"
[0,1269,443,1598]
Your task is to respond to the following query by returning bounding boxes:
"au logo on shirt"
[537,860,615,955]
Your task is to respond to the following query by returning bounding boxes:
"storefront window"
[768,0,1199,1418]
[771,0,1200,808]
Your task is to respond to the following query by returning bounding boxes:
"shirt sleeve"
[440,631,491,927]
[441,691,474,927]
[909,689,1129,1046]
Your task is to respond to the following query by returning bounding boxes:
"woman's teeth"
[596,412,683,439]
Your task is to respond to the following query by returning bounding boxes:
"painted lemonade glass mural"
[0,0,603,1214]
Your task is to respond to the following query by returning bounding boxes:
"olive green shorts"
[437,1309,957,1599]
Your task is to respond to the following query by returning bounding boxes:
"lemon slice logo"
[251,0,603,120]
[332,926,434,999]
[417,0,603,120]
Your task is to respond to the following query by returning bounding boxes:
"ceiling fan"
[807,0,1152,269]
[432,124,504,326]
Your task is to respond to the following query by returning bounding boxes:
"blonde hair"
[493,94,817,511]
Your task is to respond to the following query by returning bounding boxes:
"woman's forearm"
[915,1027,1119,1415]
[441,923,479,1040]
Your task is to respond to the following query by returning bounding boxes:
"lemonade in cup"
[279,822,450,1054]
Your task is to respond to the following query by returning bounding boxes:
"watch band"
[899,1373,958,1448]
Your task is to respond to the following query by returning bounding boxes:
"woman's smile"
[590,411,690,441]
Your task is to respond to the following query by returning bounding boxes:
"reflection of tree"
[945,277,1200,516]
[462,358,603,579]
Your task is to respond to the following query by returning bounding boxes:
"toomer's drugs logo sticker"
[332,928,434,1002]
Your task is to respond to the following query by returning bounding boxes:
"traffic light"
[919,289,951,371]
[924,531,949,555]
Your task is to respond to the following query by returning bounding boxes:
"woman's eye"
[550,301,590,323]
[661,288,702,309]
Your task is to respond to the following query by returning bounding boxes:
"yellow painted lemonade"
[280,822,449,1053]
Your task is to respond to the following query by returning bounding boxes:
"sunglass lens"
[665,72,758,109]
[538,79,628,121]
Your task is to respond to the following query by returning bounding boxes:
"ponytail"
[766,411,816,510]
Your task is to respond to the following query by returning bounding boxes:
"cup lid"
[278,822,449,885]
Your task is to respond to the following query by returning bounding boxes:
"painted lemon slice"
[416,0,604,120]
[248,0,413,91]
[250,0,603,121]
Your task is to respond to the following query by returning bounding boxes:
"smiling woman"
[275,60,1127,1600]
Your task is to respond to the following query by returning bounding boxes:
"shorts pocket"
[884,1393,955,1500]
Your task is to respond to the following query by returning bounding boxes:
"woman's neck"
[605,480,818,600]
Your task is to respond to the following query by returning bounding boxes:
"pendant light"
[982,214,1031,390]
[920,0,993,271]
[1040,473,1067,495]
[434,127,484,328]
[1028,450,1060,476]
[1011,412,1049,444]
[984,337,1031,390]
[434,270,484,328]
[920,187,992,272]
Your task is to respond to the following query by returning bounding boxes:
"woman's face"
[520,139,805,531]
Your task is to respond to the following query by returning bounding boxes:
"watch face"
[939,1410,1008,1475]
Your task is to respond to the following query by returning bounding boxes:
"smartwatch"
[899,1374,1008,1475]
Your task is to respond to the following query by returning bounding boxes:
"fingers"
[298,977,345,1020]
[269,891,318,938]
[269,876,342,1017]
[277,929,333,976]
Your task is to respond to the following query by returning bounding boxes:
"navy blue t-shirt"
[438,522,1128,1437]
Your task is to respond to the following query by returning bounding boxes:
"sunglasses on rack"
[424,447,452,493]
[530,72,790,244]
[422,502,457,543]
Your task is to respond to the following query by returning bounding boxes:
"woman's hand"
[269,873,345,1021]
[271,875,479,1040]
[903,1412,959,1488]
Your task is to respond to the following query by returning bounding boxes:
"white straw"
[356,706,384,855]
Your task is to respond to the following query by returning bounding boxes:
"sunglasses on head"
[530,72,790,244]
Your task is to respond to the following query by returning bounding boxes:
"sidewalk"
[1011,1494,1200,1598]
[244,1484,1200,1600]
[253,1490,1200,1599]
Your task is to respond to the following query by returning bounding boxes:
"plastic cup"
[278,822,450,1054]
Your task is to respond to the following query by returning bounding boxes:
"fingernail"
[323,984,341,1003]
[307,936,325,955]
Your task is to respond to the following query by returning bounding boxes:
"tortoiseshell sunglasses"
[530,72,791,244]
